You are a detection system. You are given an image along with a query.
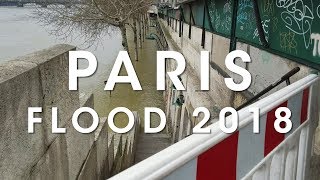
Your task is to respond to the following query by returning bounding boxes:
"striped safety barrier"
[166,89,310,180]
[110,74,319,180]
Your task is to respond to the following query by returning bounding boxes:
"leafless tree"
[34,0,154,60]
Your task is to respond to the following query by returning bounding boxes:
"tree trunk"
[138,17,142,48]
[133,20,139,61]
[146,14,149,31]
[119,24,128,51]
[142,14,145,41]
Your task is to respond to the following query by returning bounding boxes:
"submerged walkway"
[102,24,172,165]
[133,24,172,163]
[134,133,171,163]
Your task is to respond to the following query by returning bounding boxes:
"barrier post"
[304,77,320,179]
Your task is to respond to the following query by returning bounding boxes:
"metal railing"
[146,17,168,50]
[109,74,319,180]
[236,67,301,111]
[243,121,310,180]
[154,17,169,50]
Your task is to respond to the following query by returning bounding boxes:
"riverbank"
[0,6,164,128]
[0,6,123,98]
[0,7,167,178]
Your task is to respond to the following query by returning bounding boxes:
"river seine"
[0,6,164,127]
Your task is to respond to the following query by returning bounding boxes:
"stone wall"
[109,112,140,176]
[0,44,139,179]
[0,44,79,179]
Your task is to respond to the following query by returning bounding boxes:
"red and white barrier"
[110,74,319,180]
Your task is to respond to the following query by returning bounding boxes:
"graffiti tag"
[237,0,254,25]
[280,31,298,54]
[276,0,314,49]
[208,0,232,33]
[253,19,270,42]
[311,33,320,57]
[263,0,275,15]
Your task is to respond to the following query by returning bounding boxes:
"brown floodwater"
[93,30,165,128]
[0,6,165,129]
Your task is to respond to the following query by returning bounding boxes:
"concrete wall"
[160,18,314,142]
[109,112,140,176]
[28,94,95,180]
[77,112,140,179]
[0,44,140,179]
[0,44,109,179]
[0,44,79,179]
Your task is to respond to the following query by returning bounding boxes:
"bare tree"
[126,8,149,61]
[35,0,154,60]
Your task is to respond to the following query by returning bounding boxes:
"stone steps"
[134,133,171,163]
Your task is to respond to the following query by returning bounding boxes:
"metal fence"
[110,74,319,180]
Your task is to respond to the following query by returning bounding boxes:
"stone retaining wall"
[0,44,140,179]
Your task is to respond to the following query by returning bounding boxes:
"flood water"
[0,6,164,127]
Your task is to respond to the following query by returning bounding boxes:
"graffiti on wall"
[276,0,314,49]
[205,0,320,61]
[237,0,256,38]
[312,5,320,57]
[222,0,232,32]
[311,33,320,57]
[280,31,298,54]
[253,18,270,42]
[208,1,220,30]
[208,0,232,33]
[237,0,253,25]
[272,17,279,32]
[263,0,275,15]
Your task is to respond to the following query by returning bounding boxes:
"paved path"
[134,133,171,163]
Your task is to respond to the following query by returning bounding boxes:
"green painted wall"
[159,0,320,68]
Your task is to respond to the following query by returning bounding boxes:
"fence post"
[229,0,239,52]
[304,78,320,179]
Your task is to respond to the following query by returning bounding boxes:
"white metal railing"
[109,74,319,180]
[242,121,309,180]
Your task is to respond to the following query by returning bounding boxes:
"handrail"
[109,74,318,180]
[147,33,166,50]
[236,67,301,111]
[155,18,169,50]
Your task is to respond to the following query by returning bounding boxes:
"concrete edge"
[0,44,75,84]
